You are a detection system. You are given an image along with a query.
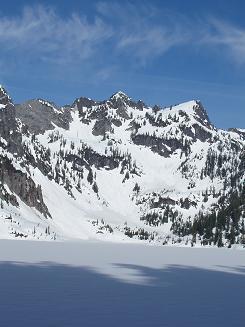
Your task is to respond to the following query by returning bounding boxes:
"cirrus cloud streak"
[0,2,244,67]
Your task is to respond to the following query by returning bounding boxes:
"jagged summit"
[166,100,211,126]
[0,86,17,142]
[109,90,130,101]
[71,91,209,123]
[108,90,132,107]
[108,91,147,111]
[0,85,6,94]
[0,85,12,107]
[73,96,97,110]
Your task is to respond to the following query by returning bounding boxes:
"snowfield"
[0,239,244,327]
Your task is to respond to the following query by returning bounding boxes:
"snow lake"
[0,240,244,326]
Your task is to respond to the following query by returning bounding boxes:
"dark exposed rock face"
[108,92,146,112]
[0,86,22,155]
[92,118,112,136]
[130,101,213,156]
[66,147,120,171]
[0,182,19,207]
[111,118,122,127]
[180,198,197,209]
[0,86,17,140]
[75,92,149,135]
[0,86,12,106]
[228,128,245,140]
[179,124,212,143]
[73,96,98,110]
[0,156,50,217]
[126,121,141,134]
[150,196,176,209]
[116,106,130,119]
[193,124,212,142]
[16,99,72,134]
[22,142,53,178]
[131,134,188,157]
[194,101,212,128]
[0,87,51,219]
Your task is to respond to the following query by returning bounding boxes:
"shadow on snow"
[0,261,244,327]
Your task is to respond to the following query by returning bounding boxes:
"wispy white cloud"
[97,2,192,62]
[0,5,112,63]
[202,19,245,64]
[0,3,194,67]
[0,2,244,70]
[97,2,245,65]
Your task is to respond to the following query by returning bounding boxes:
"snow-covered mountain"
[0,86,244,247]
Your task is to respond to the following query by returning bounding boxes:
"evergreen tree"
[133,182,140,193]
[87,168,93,184]
[92,182,99,194]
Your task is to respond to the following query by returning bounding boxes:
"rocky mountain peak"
[110,91,130,101]
[0,86,17,141]
[162,100,212,130]
[15,99,71,134]
[193,100,211,127]
[0,85,12,107]
[108,91,146,111]
[73,96,97,110]
[0,85,244,247]
[109,91,131,108]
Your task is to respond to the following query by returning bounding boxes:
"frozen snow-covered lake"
[0,240,244,326]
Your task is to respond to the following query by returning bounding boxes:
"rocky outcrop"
[193,101,212,128]
[73,96,98,110]
[109,91,146,111]
[150,196,176,209]
[16,99,72,134]
[228,128,245,140]
[131,133,188,157]
[66,147,120,171]
[179,124,212,142]
[0,86,17,140]
[0,155,50,218]
[92,118,112,136]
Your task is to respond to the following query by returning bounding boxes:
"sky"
[0,0,245,129]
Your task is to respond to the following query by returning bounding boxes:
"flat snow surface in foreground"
[0,240,244,327]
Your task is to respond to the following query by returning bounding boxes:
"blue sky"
[0,0,245,129]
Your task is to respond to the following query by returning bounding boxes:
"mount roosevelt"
[0,85,244,247]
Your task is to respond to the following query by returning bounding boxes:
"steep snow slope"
[0,87,244,246]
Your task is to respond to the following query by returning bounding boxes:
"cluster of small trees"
[145,110,180,128]
[124,226,156,241]
[141,206,178,226]
[200,146,240,184]
[170,183,245,247]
